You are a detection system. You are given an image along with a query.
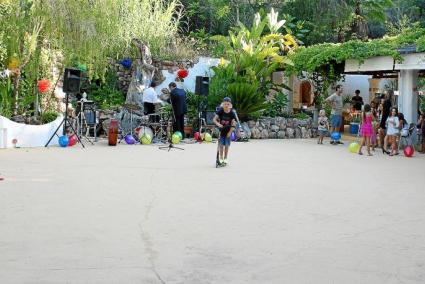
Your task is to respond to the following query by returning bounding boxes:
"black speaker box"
[63,68,81,94]
[195,76,209,96]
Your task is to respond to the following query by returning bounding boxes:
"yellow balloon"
[140,134,152,145]
[349,142,360,153]
[204,133,212,143]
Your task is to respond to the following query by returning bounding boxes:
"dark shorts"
[219,136,231,147]
[318,129,328,136]
[331,115,342,128]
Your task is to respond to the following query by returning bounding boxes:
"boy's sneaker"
[330,141,335,145]
[223,158,228,165]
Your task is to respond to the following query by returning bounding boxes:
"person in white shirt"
[143,81,159,115]
[383,107,400,156]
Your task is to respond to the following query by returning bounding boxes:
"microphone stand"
[159,90,184,151]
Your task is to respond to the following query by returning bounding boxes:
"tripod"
[159,98,184,151]
[45,93,85,148]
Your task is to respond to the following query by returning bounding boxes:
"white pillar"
[398,70,419,124]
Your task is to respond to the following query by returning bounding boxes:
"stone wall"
[241,117,317,139]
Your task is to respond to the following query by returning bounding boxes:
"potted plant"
[349,114,361,135]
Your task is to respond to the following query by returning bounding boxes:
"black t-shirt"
[352,95,363,111]
[216,107,236,127]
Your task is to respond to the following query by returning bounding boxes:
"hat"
[223,97,232,103]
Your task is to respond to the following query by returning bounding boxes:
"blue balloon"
[59,135,69,147]
[120,58,132,69]
[331,132,341,141]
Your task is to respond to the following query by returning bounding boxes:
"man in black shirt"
[169,82,187,135]
[351,90,364,111]
[213,97,236,166]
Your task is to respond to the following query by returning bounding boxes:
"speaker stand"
[45,94,85,148]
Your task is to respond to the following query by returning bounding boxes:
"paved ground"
[0,139,424,284]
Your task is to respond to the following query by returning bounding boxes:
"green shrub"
[293,112,310,120]
[88,70,124,110]
[263,92,289,117]
[41,111,58,124]
[227,82,267,121]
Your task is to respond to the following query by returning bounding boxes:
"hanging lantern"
[120,58,132,69]
[177,69,188,79]
[8,58,19,69]
[37,79,50,93]
[54,87,66,99]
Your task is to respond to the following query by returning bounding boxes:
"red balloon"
[68,134,78,147]
[177,69,189,79]
[194,132,201,141]
[37,79,50,93]
[403,145,414,157]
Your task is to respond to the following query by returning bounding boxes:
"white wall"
[337,75,371,102]
[155,57,221,93]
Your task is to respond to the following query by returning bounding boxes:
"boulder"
[251,128,261,139]
[277,131,286,139]
[241,122,251,138]
[268,132,277,139]
[286,127,295,138]
[295,127,302,138]
[247,120,256,128]
[261,129,269,139]
[270,125,279,132]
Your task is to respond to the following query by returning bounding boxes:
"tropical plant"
[227,82,267,120]
[208,8,297,118]
[263,92,289,117]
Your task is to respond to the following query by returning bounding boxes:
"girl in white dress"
[384,107,400,156]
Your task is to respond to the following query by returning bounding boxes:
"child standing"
[358,104,374,156]
[317,109,329,144]
[213,97,236,166]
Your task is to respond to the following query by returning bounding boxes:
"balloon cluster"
[59,134,78,147]
[37,79,50,93]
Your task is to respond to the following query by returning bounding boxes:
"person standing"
[169,82,187,135]
[351,90,364,111]
[143,81,159,115]
[317,109,329,144]
[325,85,344,144]
[358,104,374,156]
[383,107,400,156]
[379,91,393,149]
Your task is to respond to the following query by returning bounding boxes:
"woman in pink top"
[359,104,374,156]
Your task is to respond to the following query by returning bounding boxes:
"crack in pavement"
[139,172,166,284]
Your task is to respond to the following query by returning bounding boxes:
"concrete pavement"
[0,139,424,283]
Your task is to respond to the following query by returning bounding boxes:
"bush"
[263,92,289,117]
[227,82,267,121]
[41,111,58,123]
[88,70,124,110]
